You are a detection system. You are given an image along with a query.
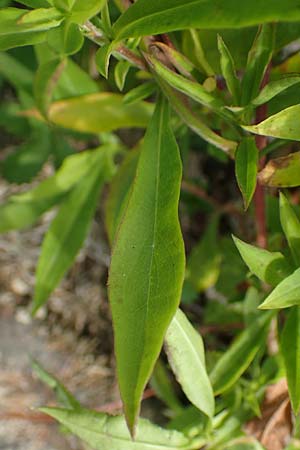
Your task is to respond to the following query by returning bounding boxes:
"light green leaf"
[235,137,258,210]
[0,149,103,233]
[217,35,241,105]
[241,23,275,105]
[95,42,117,78]
[258,152,300,188]
[280,192,300,266]
[32,359,80,409]
[47,21,84,55]
[105,149,139,245]
[0,7,63,50]
[210,311,273,394]
[233,235,291,287]
[244,105,300,141]
[108,98,185,433]
[18,0,51,7]
[112,0,300,39]
[45,93,153,133]
[114,60,131,91]
[34,58,66,116]
[32,147,113,314]
[70,0,106,23]
[259,267,300,309]
[123,82,156,105]
[40,407,192,450]
[281,306,300,414]
[165,309,214,419]
[251,75,300,107]
[146,54,224,112]
[186,216,221,292]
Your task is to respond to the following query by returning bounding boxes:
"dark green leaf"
[235,137,258,210]
[108,98,185,433]
[165,309,214,418]
[113,0,300,39]
[150,360,183,414]
[281,306,300,414]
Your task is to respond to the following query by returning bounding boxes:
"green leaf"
[47,21,84,55]
[280,306,300,414]
[95,42,116,78]
[146,54,224,112]
[150,360,183,414]
[165,309,214,419]
[0,149,102,233]
[123,82,156,105]
[1,127,51,183]
[40,407,192,450]
[105,149,139,245]
[251,75,300,107]
[18,0,51,7]
[186,216,221,292]
[217,35,241,105]
[259,268,300,309]
[45,93,153,133]
[160,81,237,155]
[241,24,275,105]
[70,0,106,23]
[233,235,291,287]
[32,146,113,314]
[112,0,300,39]
[0,7,63,50]
[108,98,185,434]
[258,152,300,188]
[234,137,258,210]
[114,60,131,91]
[244,105,300,141]
[32,359,81,409]
[280,192,300,266]
[0,51,34,92]
[34,58,66,116]
[210,311,273,395]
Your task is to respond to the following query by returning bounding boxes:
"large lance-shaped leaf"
[210,311,273,395]
[280,192,300,266]
[280,306,300,414]
[234,137,258,210]
[233,236,291,287]
[44,93,153,133]
[113,0,300,40]
[40,407,193,450]
[258,152,300,188]
[259,267,300,309]
[244,105,300,141]
[0,7,63,50]
[165,309,214,419]
[32,147,113,314]
[108,98,185,434]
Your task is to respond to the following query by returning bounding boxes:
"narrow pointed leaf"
[259,267,300,309]
[217,35,241,105]
[233,235,291,286]
[241,24,275,105]
[114,60,131,91]
[258,152,300,188]
[108,98,185,433]
[165,309,214,419]
[280,192,300,266]
[244,105,300,141]
[32,147,113,314]
[34,58,66,116]
[123,82,156,105]
[210,311,273,394]
[281,306,300,414]
[235,137,258,210]
[95,43,116,78]
[113,0,300,40]
[40,407,192,450]
[251,75,300,106]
